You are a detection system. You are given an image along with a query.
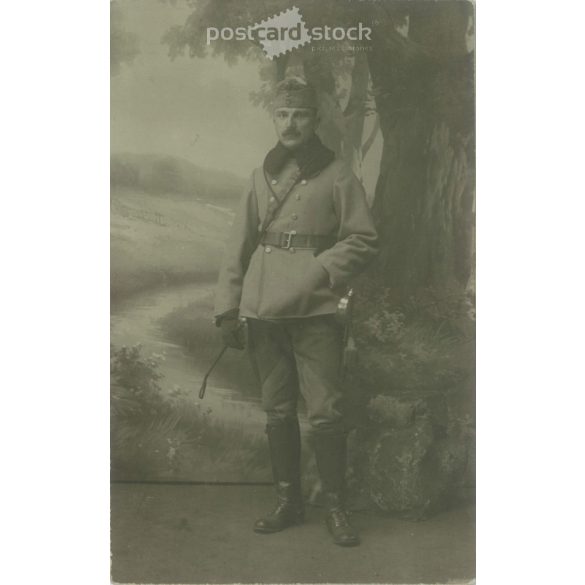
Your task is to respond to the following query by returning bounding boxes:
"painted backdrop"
[111,0,475,518]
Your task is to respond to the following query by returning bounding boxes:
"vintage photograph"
[110,0,476,583]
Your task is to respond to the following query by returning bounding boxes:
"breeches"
[247,315,345,434]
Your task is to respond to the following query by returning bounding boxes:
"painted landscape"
[111,0,475,517]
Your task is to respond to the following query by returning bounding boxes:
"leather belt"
[261,231,336,251]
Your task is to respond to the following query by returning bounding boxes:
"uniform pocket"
[308,253,330,288]
[254,249,336,317]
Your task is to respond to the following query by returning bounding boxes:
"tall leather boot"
[254,419,304,533]
[313,432,360,547]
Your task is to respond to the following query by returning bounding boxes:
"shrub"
[110,344,268,481]
[341,278,476,515]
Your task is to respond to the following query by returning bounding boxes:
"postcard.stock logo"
[206,6,372,59]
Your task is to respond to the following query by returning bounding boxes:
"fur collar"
[263,134,335,180]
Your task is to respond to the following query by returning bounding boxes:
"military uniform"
[215,154,377,430]
[215,156,378,320]
[214,78,378,546]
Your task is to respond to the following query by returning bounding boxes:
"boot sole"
[326,519,361,546]
[253,517,304,534]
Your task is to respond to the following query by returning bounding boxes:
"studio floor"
[111,483,475,584]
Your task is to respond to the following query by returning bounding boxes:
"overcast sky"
[111,0,274,179]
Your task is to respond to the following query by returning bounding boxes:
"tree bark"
[367,1,475,296]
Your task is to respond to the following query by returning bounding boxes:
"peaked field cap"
[273,77,318,110]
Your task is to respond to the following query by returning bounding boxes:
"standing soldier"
[214,77,378,547]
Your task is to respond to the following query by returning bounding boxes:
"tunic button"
[301,179,307,185]
[265,246,272,253]
[292,213,298,220]
[269,196,275,202]
[289,247,295,253]
[271,179,277,185]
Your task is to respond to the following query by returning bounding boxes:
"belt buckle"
[282,231,294,249]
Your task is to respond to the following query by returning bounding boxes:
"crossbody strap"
[255,169,300,245]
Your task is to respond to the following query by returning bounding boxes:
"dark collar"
[263,134,335,180]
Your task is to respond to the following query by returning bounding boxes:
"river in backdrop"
[110,281,268,435]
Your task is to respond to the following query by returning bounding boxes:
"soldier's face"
[273,107,319,150]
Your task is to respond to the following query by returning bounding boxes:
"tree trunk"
[367,1,475,296]
[341,53,370,178]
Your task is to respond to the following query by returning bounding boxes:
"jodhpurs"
[246,315,346,435]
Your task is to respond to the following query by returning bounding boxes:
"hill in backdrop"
[111,153,245,299]
[111,152,246,205]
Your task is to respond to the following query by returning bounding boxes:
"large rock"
[348,393,473,519]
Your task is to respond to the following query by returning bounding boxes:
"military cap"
[273,77,318,110]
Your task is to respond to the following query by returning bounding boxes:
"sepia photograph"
[110,0,476,583]
[6,1,585,584]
